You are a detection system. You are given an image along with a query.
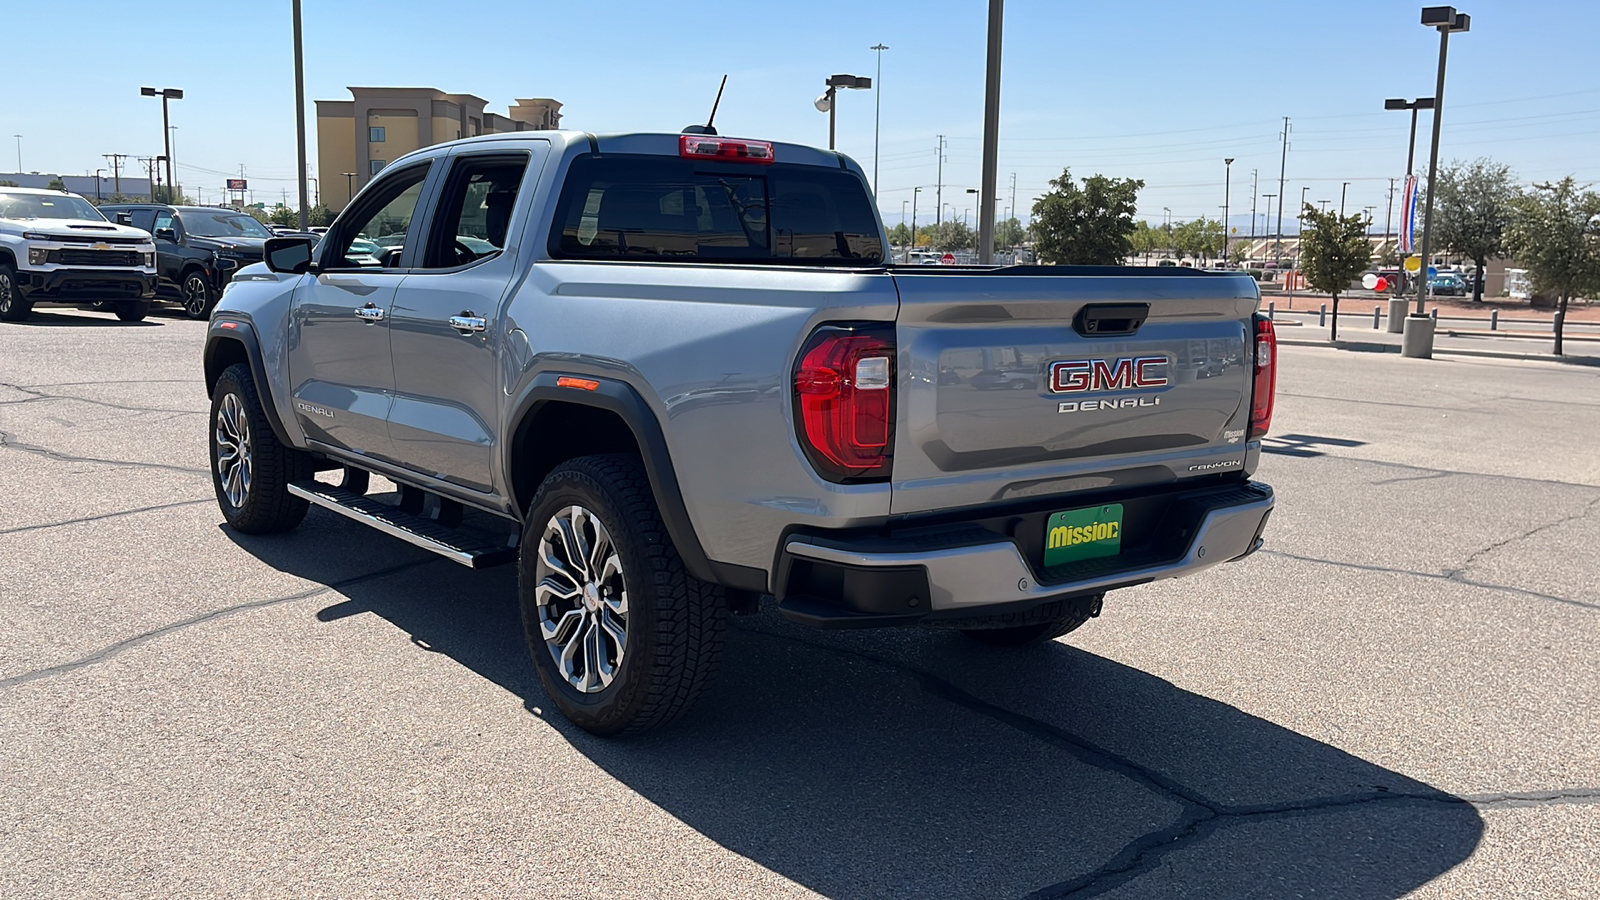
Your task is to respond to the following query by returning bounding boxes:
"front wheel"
[209,363,312,533]
[180,271,215,319]
[0,264,30,322]
[518,454,725,736]
[114,298,152,322]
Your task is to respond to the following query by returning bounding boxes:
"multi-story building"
[316,87,563,210]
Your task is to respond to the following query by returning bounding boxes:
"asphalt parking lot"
[2,306,1596,898]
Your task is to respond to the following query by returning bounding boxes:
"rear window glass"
[550,155,883,265]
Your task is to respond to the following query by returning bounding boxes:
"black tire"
[0,264,30,322]
[209,363,312,534]
[179,269,215,319]
[114,298,152,322]
[518,454,725,736]
[954,593,1103,648]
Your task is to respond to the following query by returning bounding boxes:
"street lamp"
[815,74,872,151]
[909,186,922,263]
[1340,182,1351,216]
[94,168,104,202]
[1406,5,1471,359]
[11,134,19,172]
[1162,206,1172,258]
[1384,96,1433,330]
[1223,158,1234,265]
[870,44,888,196]
[140,87,183,201]
[342,172,357,206]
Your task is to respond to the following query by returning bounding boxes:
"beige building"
[316,87,562,210]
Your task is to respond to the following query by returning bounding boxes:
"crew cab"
[0,188,157,322]
[203,130,1276,735]
[100,203,274,319]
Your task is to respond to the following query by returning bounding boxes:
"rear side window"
[550,155,883,265]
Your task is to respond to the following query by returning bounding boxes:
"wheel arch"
[204,318,293,447]
[0,247,16,269]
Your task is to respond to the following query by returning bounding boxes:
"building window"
[369,126,386,143]
[370,159,386,176]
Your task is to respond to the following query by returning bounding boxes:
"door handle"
[449,315,487,334]
[355,304,385,322]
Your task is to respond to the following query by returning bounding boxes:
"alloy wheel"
[0,272,13,314]
[183,275,209,317]
[214,392,253,508]
[534,505,628,693]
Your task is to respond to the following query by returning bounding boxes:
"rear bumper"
[18,268,157,300]
[776,481,1273,628]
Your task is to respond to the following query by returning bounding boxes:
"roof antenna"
[682,75,727,136]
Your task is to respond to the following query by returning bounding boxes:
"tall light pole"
[11,135,19,171]
[1223,158,1234,265]
[1340,182,1352,216]
[140,87,183,201]
[1163,206,1172,258]
[1274,117,1290,265]
[816,74,871,152]
[1406,5,1472,361]
[292,0,310,231]
[342,172,357,207]
[1384,94,1435,320]
[910,186,922,263]
[870,43,888,197]
[1262,194,1276,268]
[976,0,1003,264]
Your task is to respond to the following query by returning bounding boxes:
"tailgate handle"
[1074,303,1149,337]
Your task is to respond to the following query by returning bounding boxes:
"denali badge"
[1050,356,1168,393]
[1059,396,1161,413]
[296,401,335,419]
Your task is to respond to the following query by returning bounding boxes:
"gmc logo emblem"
[1049,356,1169,393]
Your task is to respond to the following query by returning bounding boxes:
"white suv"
[0,187,158,322]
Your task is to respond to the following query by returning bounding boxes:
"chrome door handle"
[449,315,487,334]
[354,305,386,322]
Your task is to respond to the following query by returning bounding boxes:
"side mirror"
[115,211,133,225]
[154,227,178,243]
[264,237,315,275]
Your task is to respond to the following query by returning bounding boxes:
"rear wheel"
[179,270,215,319]
[209,363,312,534]
[955,593,1103,647]
[0,264,30,322]
[114,298,152,322]
[519,454,725,736]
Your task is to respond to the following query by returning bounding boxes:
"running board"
[288,480,518,569]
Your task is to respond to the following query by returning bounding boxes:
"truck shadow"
[230,520,1483,898]
[7,307,162,327]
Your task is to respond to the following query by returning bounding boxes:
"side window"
[324,163,431,270]
[153,210,176,241]
[131,209,158,233]
[421,155,529,269]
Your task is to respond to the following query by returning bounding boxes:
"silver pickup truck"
[203,130,1276,735]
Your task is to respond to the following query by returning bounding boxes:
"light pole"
[292,0,310,230]
[870,44,888,196]
[1223,158,1234,265]
[94,168,104,202]
[1163,206,1172,258]
[909,186,922,263]
[1364,205,1377,239]
[342,172,357,207]
[1340,182,1351,216]
[11,135,19,171]
[1406,5,1471,360]
[815,74,871,152]
[140,86,183,201]
[1384,94,1435,321]
[977,0,1004,264]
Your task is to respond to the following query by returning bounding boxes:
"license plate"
[1043,503,1123,567]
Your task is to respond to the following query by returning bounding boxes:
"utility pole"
[103,153,130,195]
[1274,116,1290,265]
[1340,181,1351,216]
[138,157,158,201]
[1249,168,1258,248]
[935,135,946,226]
[976,0,1003,264]
[292,0,310,231]
[1384,177,1396,255]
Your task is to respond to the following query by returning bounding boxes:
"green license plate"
[1043,503,1124,567]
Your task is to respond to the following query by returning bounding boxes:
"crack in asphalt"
[1314,454,1600,493]
[0,429,208,476]
[1258,549,1600,612]
[1443,494,1600,579]
[747,628,1598,899]
[0,558,438,690]
[0,380,204,415]
[0,497,212,535]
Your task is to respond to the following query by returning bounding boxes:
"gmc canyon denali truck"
[0,187,158,322]
[204,131,1276,735]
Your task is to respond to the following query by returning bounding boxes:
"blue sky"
[6,0,1596,234]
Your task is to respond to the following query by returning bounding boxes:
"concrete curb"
[1276,336,1600,367]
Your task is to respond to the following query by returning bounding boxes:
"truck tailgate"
[889,269,1260,515]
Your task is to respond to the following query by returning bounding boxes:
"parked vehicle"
[1429,272,1466,296]
[970,368,1039,391]
[0,187,157,322]
[205,130,1276,735]
[99,203,275,319]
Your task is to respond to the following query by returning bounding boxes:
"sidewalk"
[1269,308,1600,367]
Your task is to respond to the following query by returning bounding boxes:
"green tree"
[994,217,1027,251]
[925,219,974,253]
[47,177,67,191]
[309,204,336,227]
[1505,177,1600,355]
[1031,169,1144,265]
[889,222,912,248]
[0,180,17,187]
[1129,220,1160,263]
[268,205,299,227]
[1229,241,1250,267]
[1299,205,1374,341]
[1434,158,1519,302]
[1176,217,1224,263]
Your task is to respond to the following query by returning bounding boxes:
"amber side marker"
[556,376,600,391]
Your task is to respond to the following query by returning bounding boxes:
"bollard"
[1431,307,1438,321]
[1268,301,1276,320]
[1373,306,1382,329]
[1491,309,1499,330]
[1319,304,1327,327]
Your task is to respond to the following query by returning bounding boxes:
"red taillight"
[794,325,895,481]
[679,135,776,164]
[1250,314,1277,440]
